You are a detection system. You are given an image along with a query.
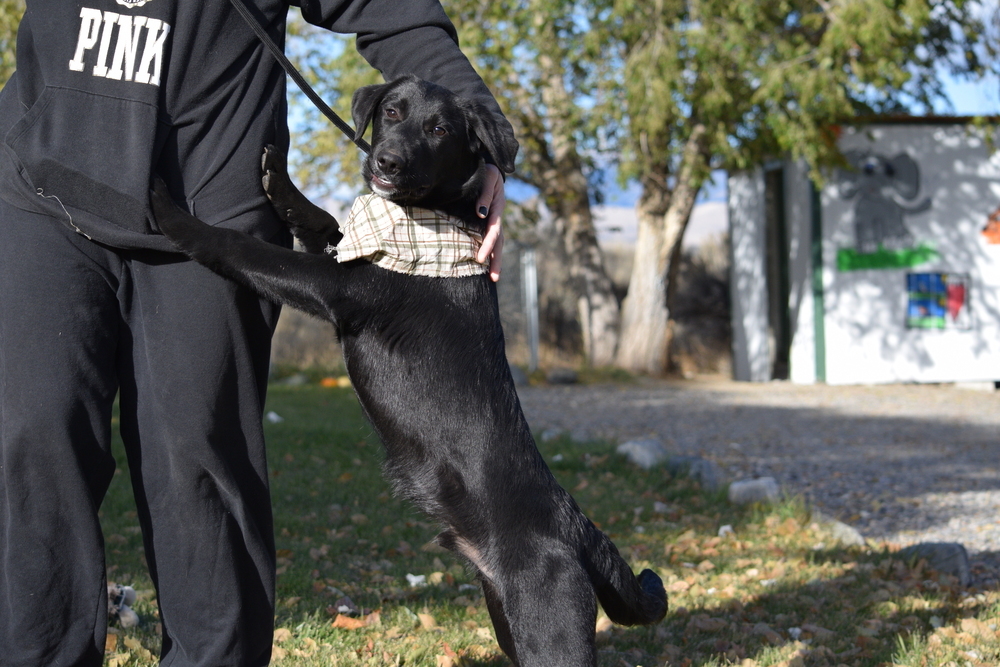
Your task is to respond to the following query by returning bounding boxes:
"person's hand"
[475,164,505,282]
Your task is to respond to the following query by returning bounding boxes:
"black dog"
[152,75,666,667]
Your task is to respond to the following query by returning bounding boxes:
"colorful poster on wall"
[906,272,971,330]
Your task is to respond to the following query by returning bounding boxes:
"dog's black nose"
[376,150,405,176]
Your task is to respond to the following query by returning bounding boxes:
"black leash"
[229,0,371,155]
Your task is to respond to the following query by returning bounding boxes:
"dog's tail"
[581,521,667,626]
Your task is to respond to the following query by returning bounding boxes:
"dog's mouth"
[368,173,431,203]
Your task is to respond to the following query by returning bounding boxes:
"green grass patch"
[102,384,1000,666]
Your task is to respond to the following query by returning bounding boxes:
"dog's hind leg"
[261,145,343,254]
[480,577,520,665]
[480,555,599,667]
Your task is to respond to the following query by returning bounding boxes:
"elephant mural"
[837,151,932,254]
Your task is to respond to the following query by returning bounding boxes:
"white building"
[729,119,1000,384]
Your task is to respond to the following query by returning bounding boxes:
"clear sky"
[937,70,999,116]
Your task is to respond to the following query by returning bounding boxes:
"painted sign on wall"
[818,123,1000,385]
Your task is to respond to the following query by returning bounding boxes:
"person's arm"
[292,0,517,279]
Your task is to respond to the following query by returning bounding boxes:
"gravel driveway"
[517,377,1000,586]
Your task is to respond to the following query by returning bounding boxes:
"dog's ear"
[887,152,921,200]
[463,102,519,174]
[351,82,393,142]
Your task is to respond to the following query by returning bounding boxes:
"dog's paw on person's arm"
[476,163,506,282]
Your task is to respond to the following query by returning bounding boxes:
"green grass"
[102,384,1000,666]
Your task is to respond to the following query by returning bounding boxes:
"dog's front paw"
[261,145,299,221]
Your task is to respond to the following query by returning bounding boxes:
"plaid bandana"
[335,194,487,278]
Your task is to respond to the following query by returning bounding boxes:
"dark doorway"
[764,167,791,380]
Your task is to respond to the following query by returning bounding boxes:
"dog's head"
[352,76,517,217]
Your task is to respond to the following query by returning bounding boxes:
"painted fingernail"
[478,206,489,217]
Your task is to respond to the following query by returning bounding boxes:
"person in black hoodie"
[0,1,517,665]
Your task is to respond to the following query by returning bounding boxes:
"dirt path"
[517,377,1000,585]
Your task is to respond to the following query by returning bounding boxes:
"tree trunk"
[564,206,620,366]
[533,49,620,366]
[615,204,669,373]
[616,126,708,374]
[535,175,620,366]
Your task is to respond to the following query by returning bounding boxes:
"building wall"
[820,124,1000,385]
[731,122,1000,385]
[729,169,771,381]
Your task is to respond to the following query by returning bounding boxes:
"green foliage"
[283,10,382,197]
[0,0,24,89]
[607,0,996,186]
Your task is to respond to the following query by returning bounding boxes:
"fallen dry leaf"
[332,613,376,630]
[330,614,365,630]
[273,627,293,643]
[693,616,728,633]
[300,637,318,655]
[800,623,834,639]
[271,644,287,661]
[960,618,994,638]
[752,622,783,646]
[668,579,691,593]
[104,634,118,652]
[419,613,440,631]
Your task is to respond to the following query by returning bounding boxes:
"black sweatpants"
[0,198,282,666]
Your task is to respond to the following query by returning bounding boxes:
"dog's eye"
[385,108,399,119]
[431,127,447,137]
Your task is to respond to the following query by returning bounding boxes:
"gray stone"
[826,520,866,547]
[727,477,780,505]
[616,438,669,470]
[333,596,361,616]
[509,364,530,386]
[666,455,724,491]
[954,381,996,392]
[280,372,309,386]
[546,367,579,384]
[809,509,866,546]
[898,542,971,587]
